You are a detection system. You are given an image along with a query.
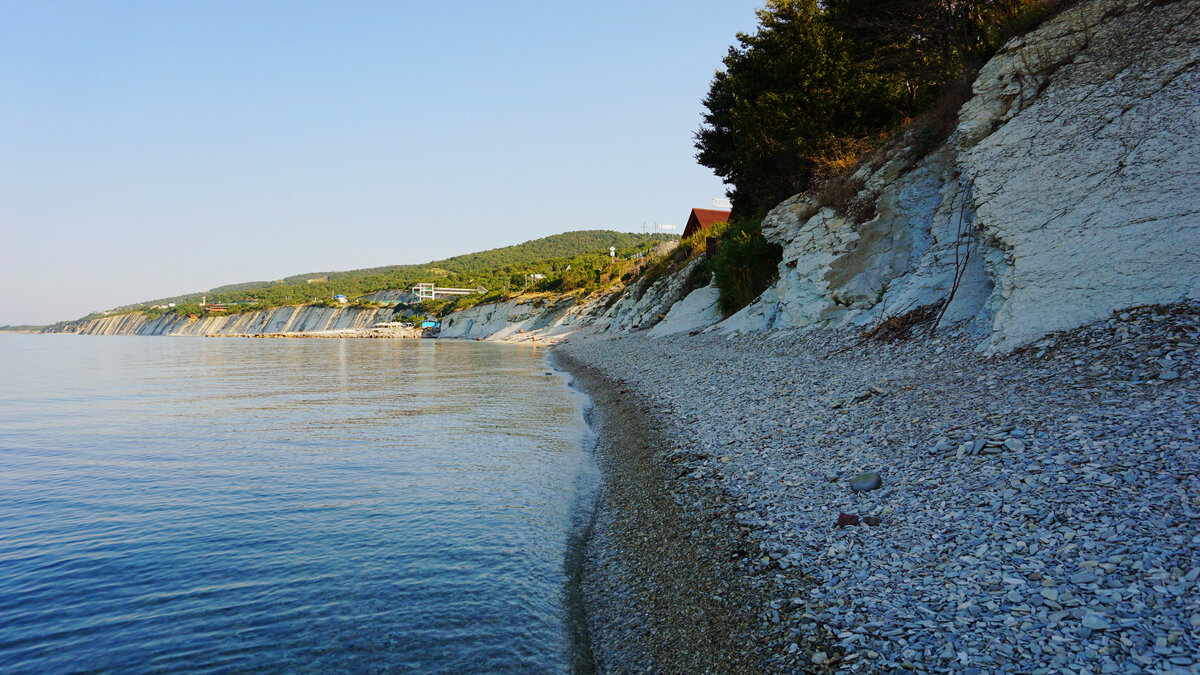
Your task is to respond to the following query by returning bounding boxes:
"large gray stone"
[850,471,883,492]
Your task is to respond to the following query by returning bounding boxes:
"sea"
[0,335,598,673]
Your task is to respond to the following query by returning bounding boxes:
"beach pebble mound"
[560,301,1200,673]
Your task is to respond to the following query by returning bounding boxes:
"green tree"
[825,0,1030,108]
[695,0,905,216]
[696,0,1038,217]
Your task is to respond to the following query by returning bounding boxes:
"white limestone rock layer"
[962,0,1200,350]
[648,284,723,338]
[52,306,401,336]
[724,0,1200,351]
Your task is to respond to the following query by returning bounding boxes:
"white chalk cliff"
[437,255,715,342]
[51,305,400,336]
[438,295,605,341]
[722,0,1200,351]
[648,284,722,338]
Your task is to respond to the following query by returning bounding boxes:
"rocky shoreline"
[206,326,427,339]
[557,302,1200,673]
[555,352,772,674]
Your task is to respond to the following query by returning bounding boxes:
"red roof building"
[682,207,732,239]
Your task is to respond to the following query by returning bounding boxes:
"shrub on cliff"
[709,217,783,316]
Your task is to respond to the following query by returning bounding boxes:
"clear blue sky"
[0,1,764,325]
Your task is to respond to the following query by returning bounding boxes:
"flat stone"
[850,471,883,492]
[1082,612,1111,631]
[1070,571,1098,584]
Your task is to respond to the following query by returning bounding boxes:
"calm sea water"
[0,335,596,673]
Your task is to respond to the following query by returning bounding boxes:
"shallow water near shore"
[0,335,596,673]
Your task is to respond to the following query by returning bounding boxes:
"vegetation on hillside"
[588,213,783,320]
[106,231,672,319]
[649,217,782,318]
[708,218,784,316]
[403,239,672,319]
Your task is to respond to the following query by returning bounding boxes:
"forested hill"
[107,230,673,315]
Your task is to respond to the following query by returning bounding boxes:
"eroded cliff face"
[964,0,1200,349]
[722,0,1200,351]
[438,296,604,341]
[594,257,711,334]
[51,306,399,336]
[437,245,725,342]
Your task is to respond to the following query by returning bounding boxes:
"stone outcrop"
[648,284,722,338]
[962,0,1200,349]
[438,244,709,342]
[595,257,708,334]
[722,0,1200,351]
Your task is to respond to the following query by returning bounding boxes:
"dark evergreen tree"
[696,0,1036,216]
[694,0,905,216]
[825,0,1029,108]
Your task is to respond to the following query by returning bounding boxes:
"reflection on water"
[0,336,594,673]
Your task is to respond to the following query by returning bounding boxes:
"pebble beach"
[557,302,1200,673]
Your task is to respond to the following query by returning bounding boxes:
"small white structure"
[412,283,486,301]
